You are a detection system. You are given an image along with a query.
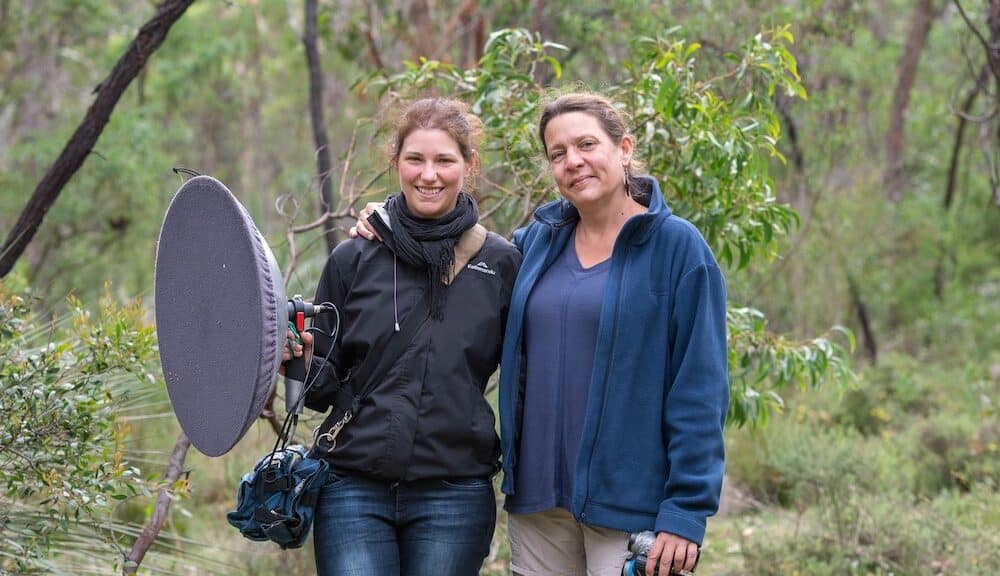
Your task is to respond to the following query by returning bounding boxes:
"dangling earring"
[623,166,631,196]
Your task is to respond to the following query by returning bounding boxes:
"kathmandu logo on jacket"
[467,261,496,276]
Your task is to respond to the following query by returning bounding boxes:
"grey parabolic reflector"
[154,175,285,456]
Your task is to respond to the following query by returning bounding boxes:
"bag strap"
[314,224,487,448]
[445,223,487,285]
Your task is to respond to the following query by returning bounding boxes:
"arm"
[301,249,351,412]
[647,261,729,574]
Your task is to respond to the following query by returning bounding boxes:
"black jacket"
[305,232,520,481]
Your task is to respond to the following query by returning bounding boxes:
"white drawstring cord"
[393,253,400,332]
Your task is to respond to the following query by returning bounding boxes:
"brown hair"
[390,98,484,189]
[538,92,644,189]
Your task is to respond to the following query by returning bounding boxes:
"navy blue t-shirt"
[505,233,610,514]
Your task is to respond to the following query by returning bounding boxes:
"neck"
[575,191,644,239]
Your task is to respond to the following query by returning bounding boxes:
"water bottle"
[621,531,658,576]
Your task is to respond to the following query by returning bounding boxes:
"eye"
[549,150,565,162]
[579,140,597,150]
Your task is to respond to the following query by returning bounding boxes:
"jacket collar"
[532,176,672,244]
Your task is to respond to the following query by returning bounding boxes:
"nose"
[565,147,584,167]
[420,162,437,182]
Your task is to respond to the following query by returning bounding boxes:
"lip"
[569,175,593,188]
[414,186,444,198]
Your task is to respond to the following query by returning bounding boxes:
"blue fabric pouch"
[226,444,329,549]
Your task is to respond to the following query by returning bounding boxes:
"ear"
[464,150,481,190]
[620,134,635,166]
[469,149,481,174]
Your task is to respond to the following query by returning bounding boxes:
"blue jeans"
[312,473,496,576]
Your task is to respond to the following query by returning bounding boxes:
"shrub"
[0,280,156,572]
[740,491,968,576]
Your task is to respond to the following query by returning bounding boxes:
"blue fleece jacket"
[498,176,729,545]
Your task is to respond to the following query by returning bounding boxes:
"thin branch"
[429,0,480,62]
[510,177,555,236]
[335,125,361,214]
[945,65,989,210]
[954,0,991,55]
[363,0,387,70]
[123,431,191,575]
[281,122,389,284]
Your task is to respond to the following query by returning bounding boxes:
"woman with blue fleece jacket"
[498,93,729,576]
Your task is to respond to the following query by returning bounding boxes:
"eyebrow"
[402,150,459,159]
[548,133,599,151]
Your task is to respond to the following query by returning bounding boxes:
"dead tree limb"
[122,431,192,575]
[0,0,197,278]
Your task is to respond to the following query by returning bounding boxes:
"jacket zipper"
[577,242,629,522]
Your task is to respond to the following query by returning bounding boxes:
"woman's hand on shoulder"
[646,531,698,576]
[350,202,384,241]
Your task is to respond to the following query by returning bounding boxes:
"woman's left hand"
[350,202,384,241]
[278,330,313,374]
[645,531,698,575]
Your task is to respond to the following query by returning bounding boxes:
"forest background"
[1,0,999,574]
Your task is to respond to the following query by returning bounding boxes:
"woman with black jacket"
[288,98,521,576]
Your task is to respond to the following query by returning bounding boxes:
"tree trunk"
[848,272,878,364]
[883,0,940,202]
[987,0,1000,208]
[239,0,267,221]
[408,0,435,60]
[304,0,337,253]
[989,0,1000,203]
[0,0,197,278]
[988,0,1000,82]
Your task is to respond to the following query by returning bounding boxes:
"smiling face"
[396,128,469,219]
[543,111,633,210]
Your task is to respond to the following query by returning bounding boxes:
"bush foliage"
[0,281,156,572]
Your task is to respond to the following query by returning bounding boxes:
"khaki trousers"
[508,507,630,576]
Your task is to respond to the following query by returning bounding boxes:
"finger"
[680,543,698,572]
[646,538,666,576]
[671,543,687,574]
[349,225,358,238]
[361,201,380,218]
[358,222,379,241]
[657,544,675,576]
